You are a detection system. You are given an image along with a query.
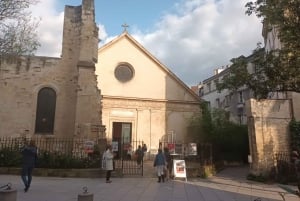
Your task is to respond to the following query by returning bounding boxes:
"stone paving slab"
[1,174,300,201]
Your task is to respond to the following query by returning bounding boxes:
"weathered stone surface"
[246,99,292,175]
[0,0,102,139]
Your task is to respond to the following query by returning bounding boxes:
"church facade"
[96,32,202,152]
[0,0,103,139]
[0,0,201,150]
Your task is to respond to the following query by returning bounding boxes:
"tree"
[0,0,40,55]
[217,0,300,99]
[187,103,249,162]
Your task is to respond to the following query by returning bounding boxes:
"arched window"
[35,87,56,134]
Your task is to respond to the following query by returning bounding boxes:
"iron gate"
[113,140,144,176]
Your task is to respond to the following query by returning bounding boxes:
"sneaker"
[106,180,112,183]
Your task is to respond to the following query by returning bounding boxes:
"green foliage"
[210,110,249,162]
[0,147,22,167]
[217,48,271,99]
[290,119,300,151]
[216,56,250,92]
[218,0,300,98]
[0,0,40,55]
[0,148,101,169]
[188,104,249,162]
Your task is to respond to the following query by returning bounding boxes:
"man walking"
[21,139,38,192]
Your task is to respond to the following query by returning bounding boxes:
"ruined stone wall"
[0,56,65,137]
[74,0,103,139]
[246,99,292,175]
[0,0,102,139]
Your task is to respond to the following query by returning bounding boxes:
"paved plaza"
[1,166,300,201]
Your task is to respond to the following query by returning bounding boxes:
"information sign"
[173,159,187,182]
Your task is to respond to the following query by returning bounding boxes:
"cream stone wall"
[102,99,199,151]
[246,99,292,175]
[97,32,201,151]
[97,35,197,102]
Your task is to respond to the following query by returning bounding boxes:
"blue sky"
[57,0,181,36]
[31,0,263,86]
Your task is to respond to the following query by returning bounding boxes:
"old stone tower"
[0,0,103,139]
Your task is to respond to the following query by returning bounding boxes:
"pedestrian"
[153,148,166,182]
[127,144,133,160]
[102,144,115,183]
[135,145,144,166]
[21,139,38,192]
[142,143,147,157]
[163,147,172,180]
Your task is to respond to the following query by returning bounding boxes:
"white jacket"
[102,150,114,170]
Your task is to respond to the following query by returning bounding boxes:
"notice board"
[173,159,187,182]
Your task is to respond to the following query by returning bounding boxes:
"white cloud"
[132,0,263,86]
[30,0,64,57]
[32,0,263,86]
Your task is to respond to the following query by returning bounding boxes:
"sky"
[30,0,263,87]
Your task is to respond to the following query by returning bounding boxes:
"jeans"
[21,166,34,187]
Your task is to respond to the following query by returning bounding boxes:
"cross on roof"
[122,23,129,32]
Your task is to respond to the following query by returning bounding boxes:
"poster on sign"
[173,159,187,182]
[188,143,197,155]
[168,143,175,154]
[112,141,118,152]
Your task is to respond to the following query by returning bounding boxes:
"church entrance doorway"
[112,122,144,176]
[112,122,132,159]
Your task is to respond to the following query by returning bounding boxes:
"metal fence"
[159,141,213,166]
[274,152,297,183]
[113,139,145,176]
[0,137,107,168]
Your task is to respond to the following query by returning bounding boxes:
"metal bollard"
[78,186,93,201]
[0,183,17,201]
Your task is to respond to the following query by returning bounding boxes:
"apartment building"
[198,60,258,125]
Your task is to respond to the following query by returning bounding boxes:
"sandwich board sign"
[173,159,187,182]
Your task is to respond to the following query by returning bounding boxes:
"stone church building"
[0,0,201,150]
[0,0,103,139]
[96,32,201,153]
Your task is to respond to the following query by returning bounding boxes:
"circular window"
[114,64,134,82]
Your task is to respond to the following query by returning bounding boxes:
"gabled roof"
[98,31,202,102]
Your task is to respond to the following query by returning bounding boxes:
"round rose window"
[114,64,134,82]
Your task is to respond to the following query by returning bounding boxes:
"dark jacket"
[153,152,166,167]
[21,145,38,168]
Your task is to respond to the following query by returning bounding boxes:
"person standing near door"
[142,143,148,160]
[135,145,144,166]
[102,144,115,183]
[21,139,38,192]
